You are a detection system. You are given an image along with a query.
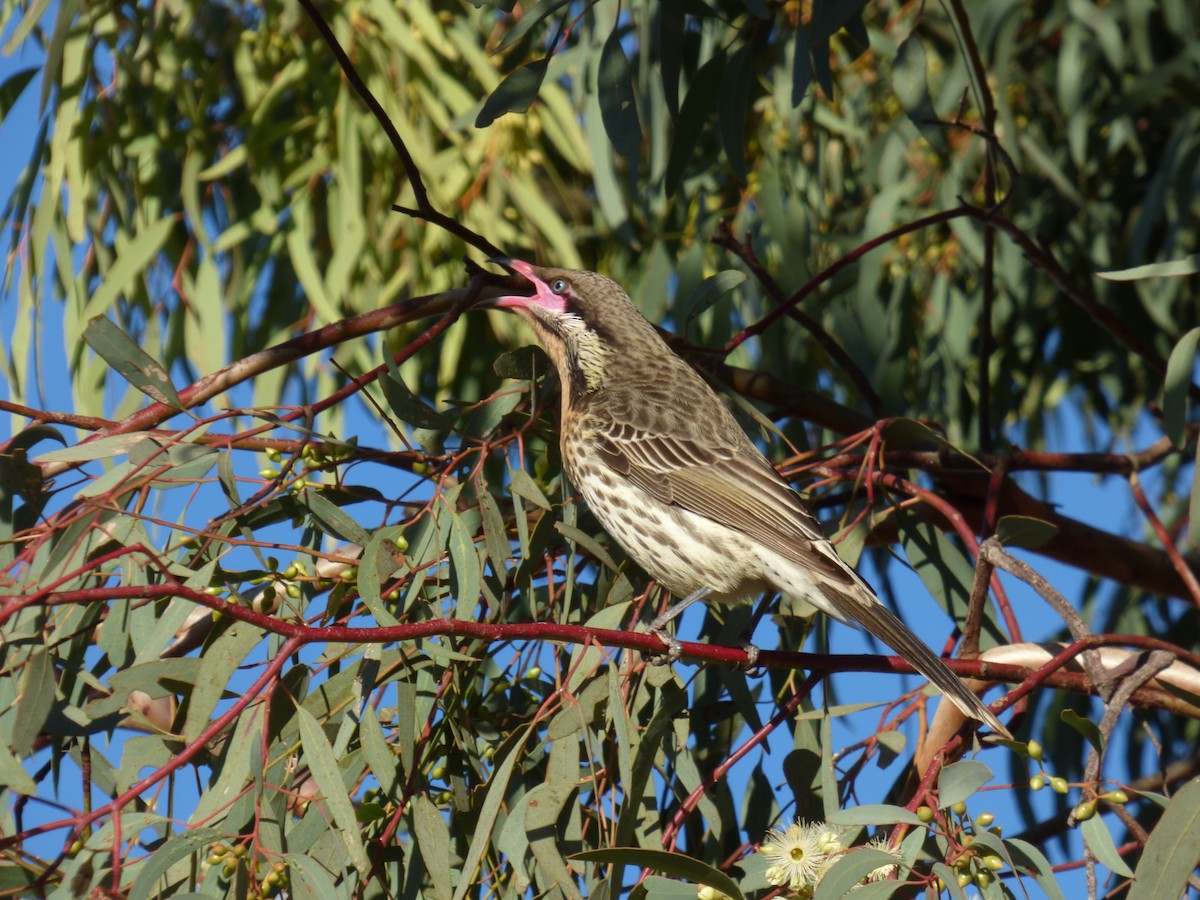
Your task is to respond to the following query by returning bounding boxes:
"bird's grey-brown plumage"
[485,260,1010,739]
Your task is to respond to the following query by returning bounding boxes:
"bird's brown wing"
[590,415,1013,738]
[592,424,857,588]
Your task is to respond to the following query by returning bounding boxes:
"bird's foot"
[645,623,682,665]
[739,640,763,675]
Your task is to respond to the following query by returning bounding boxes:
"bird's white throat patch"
[561,313,614,393]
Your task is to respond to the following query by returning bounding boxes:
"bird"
[479,258,1012,739]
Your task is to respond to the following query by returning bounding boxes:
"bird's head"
[480,259,660,396]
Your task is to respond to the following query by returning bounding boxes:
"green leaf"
[813,848,905,900]
[448,509,483,616]
[994,515,1060,549]
[717,44,753,182]
[496,0,572,52]
[891,30,945,155]
[302,488,373,546]
[827,804,925,827]
[572,848,745,900]
[381,357,453,431]
[358,526,405,626]
[295,703,370,874]
[1163,326,1200,448]
[665,51,725,197]
[509,465,553,510]
[1192,440,1200,554]
[1005,838,1067,900]
[182,621,263,743]
[0,65,37,123]
[658,0,685,118]
[11,648,54,757]
[476,57,550,128]
[937,761,993,809]
[358,705,400,795]
[196,144,248,181]
[525,742,584,898]
[411,794,454,900]
[685,269,747,322]
[451,725,533,900]
[285,853,341,899]
[599,27,640,155]
[83,317,186,411]
[1127,777,1200,900]
[792,23,813,106]
[1060,709,1103,751]
[1081,812,1135,878]
[931,863,968,900]
[1097,254,1200,280]
[81,216,177,323]
[128,827,223,900]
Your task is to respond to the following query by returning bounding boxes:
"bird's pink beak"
[484,258,569,314]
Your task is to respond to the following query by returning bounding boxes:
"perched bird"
[482,258,1011,739]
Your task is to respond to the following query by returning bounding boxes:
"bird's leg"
[645,586,711,664]
[736,593,777,674]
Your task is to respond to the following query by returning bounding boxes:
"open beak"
[476,258,543,311]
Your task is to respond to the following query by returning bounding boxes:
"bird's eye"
[550,278,568,295]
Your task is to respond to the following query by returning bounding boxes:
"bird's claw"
[739,641,763,675]
[646,626,682,665]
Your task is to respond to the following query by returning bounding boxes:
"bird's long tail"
[828,585,1013,740]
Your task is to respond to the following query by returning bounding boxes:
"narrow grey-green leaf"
[717,44,753,182]
[1081,812,1135,878]
[1127,777,1200,900]
[449,511,483,617]
[665,51,725,197]
[496,0,572,52]
[358,525,405,626]
[128,827,222,900]
[302,488,372,546]
[451,725,532,900]
[295,703,369,874]
[83,317,186,411]
[1005,838,1067,900]
[827,804,925,827]
[1060,709,1103,751]
[937,760,993,809]
[81,216,176,322]
[813,848,906,900]
[359,706,400,795]
[12,648,54,757]
[892,30,945,154]
[572,848,745,900]
[686,270,747,322]
[182,622,263,743]
[792,24,812,106]
[1163,326,1200,447]
[994,515,1059,550]
[411,794,454,900]
[286,853,341,900]
[658,0,685,118]
[476,57,549,128]
[599,27,640,154]
[509,465,553,510]
[1097,254,1200,280]
[381,361,453,431]
[0,65,37,123]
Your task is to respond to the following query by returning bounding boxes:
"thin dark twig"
[294,0,502,258]
[714,222,885,417]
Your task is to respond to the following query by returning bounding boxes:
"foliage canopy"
[1,0,1198,897]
